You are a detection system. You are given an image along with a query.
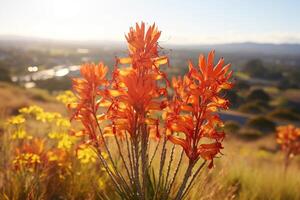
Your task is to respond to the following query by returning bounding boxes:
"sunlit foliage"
[69,22,233,200]
[276,124,300,171]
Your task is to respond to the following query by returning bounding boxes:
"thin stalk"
[125,132,135,186]
[93,146,125,198]
[154,137,168,199]
[166,149,184,198]
[92,112,131,194]
[181,160,206,199]
[132,135,143,199]
[174,161,195,200]
[141,123,149,199]
[114,135,133,183]
[148,139,160,168]
[165,144,176,183]
[161,144,176,199]
[284,151,291,174]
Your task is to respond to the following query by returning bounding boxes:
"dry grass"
[0,82,65,118]
[186,136,300,200]
[0,83,300,199]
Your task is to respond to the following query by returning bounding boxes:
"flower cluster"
[71,63,109,144]
[6,105,103,174]
[70,22,233,200]
[13,138,45,171]
[106,23,168,140]
[276,125,300,158]
[165,51,232,167]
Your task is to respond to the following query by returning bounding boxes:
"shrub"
[246,116,275,132]
[235,80,250,90]
[238,101,267,114]
[224,121,240,134]
[269,109,300,121]
[278,100,300,114]
[225,90,243,108]
[237,129,263,140]
[247,89,270,102]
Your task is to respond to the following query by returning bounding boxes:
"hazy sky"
[0,0,299,44]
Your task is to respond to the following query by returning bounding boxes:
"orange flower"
[72,63,108,112]
[276,125,300,157]
[13,138,46,171]
[72,63,109,142]
[122,22,168,72]
[106,22,168,138]
[113,70,165,113]
[68,22,236,199]
[165,50,232,167]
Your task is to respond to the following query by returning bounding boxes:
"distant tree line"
[243,59,300,89]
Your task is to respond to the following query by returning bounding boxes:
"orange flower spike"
[72,63,108,110]
[107,22,170,139]
[276,125,300,157]
[121,22,168,75]
[166,50,232,167]
[188,51,232,91]
[126,22,160,56]
[80,63,107,83]
[71,63,109,143]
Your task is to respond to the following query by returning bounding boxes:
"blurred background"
[0,1,300,198]
[1,0,300,127]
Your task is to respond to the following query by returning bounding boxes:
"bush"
[237,129,264,140]
[278,100,300,114]
[269,109,300,121]
[235,80,250,90]
[246,116,276,132]
[247,89,270,102]
[225,90,243,108]
[224,121,240,134]
[238,101,267,114]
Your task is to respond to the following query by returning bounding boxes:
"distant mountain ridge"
[168,42,300,56]
[1,35,300,55]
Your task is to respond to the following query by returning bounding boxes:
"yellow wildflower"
[19,105,43,115]
[35,112,61,122]
[11,129,32,140]
[56,90,77,108]
[56,118,71,128]
[7,115,25,125]
[13,153,41,171]
[48,131,61,139]
[57,135,74,150]
[47,151,59,161]
[77,147,97,164]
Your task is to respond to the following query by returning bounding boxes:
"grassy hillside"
[0,82,299,199]
[0,82,65,118]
